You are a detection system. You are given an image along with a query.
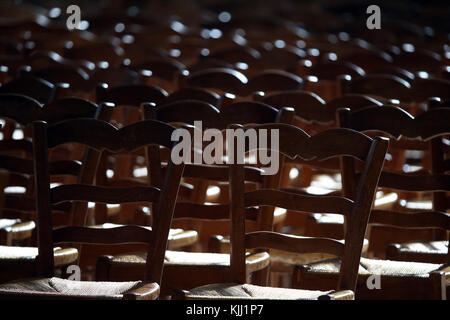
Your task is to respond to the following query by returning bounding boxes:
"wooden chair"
[0,118,184,299]
[0,95,106,283]
[341,105,449,256]
[174,124,388,299]
[294,106,450,299]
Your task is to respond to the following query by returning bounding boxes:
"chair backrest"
[217,101,293,130]
[180,67,248,96]
[369,66,415,83]
[228,124,388,291]
[309,61,366,80]
[0,96,111,226]
[88,68,139,90]
[393,50,442,74]
[338,106,450,261]
[207,45,261,67]
[0,93,103,137]
[160,87,222,107]
[96,83,168,106]
[29,65,90,92]
[0,76,56,104]
[133,58,185,83]
[411,78,450,102]
[341,49,393,73]
[243,70,303,96]
[32,118,184,284]
[64,42,125,67]
[340,74,412,102]
[262,91,382,132]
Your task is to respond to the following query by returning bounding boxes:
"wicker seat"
[0,277,146,299]
[304,257,443,277]
[295,257,450,299]
[0,246,77,266]
[184,283,341,300]
[0,219,21,230]
[387,240,449,264]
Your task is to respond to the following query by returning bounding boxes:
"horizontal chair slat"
[179,164,264,183]
[50,184,161,204]
[348,105,450,140]
[376,171,450,192]
[46,119,175,151]
[0,155,82,176]
[0,139,33,153]
[4,195,36,212]
[370,210,450,230]
[245,231,345,256]
[173,202,258,221]
[53,225,152,245]
[4,195,72,213]
[244,125,373,161]
[244,189,354,216]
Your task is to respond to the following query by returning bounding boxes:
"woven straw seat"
[0,277,147,299]
[270,238,369,265]
[0,246,78,266]
[186,283,333,300]
[110,250,270,270]
[392,240,448,255]
[305,257,443,277]
[0,219,21,230]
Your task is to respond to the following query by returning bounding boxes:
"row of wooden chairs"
[0,0,449,300]
[0,91,448,298]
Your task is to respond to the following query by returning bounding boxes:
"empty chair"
[0,118,185,299]
[174,124,388,299]
[294,106,450,299]
[0,96,107,283]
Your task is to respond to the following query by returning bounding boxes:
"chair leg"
[95,255,113,281]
